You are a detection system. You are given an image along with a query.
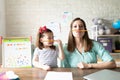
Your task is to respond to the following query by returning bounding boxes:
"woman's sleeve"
[94,41,114,62]
[60,59,70,67]
[60,44,70,67]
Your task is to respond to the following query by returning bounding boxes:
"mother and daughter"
[32,17,116,70]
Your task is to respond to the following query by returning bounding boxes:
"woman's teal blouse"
[61,41,114,67]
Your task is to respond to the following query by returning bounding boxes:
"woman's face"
[72,20,85,38]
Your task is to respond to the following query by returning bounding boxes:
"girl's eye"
[73,26,77,28]
[47,37,53,39]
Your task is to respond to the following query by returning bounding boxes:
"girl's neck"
[43,46,50,49]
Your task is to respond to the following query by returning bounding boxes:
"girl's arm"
[32,54,51,70]
[56,40,64,60]
[32,54,41,68]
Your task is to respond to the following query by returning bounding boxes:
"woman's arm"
[77,61,116,69]
[90,61,116,69]
[56,40,64,60]
[79,41,115,69]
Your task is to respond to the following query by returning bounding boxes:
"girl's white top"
[33,47,59,67]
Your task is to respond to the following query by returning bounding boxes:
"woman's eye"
[79,26,84,29]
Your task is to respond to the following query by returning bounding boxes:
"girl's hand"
[42,65,51,71]
[55,39,64,60]
[77,62,92,69]
[55,39,62,46]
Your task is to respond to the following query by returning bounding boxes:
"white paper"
[44,71,73,80]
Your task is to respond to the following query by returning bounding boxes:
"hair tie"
[39,26,47,33]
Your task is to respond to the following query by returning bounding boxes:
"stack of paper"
[44,71,73,80]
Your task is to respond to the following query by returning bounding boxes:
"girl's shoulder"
[34,47,55,53]
[34,47,40,50]
[34,47,43,52]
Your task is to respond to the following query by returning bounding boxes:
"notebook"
[83,69,120,80]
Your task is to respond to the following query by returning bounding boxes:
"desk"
[0,68,120,80]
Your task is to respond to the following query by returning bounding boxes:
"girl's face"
[72,20,85,38]
[40,32,54,47]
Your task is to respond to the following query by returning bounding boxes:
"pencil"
[43,40,58,42]
[72,30,88,32]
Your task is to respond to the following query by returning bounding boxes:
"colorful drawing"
[61,12,72,26]
[2,37,32,68]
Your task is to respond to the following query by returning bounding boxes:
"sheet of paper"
[44,71,73,80]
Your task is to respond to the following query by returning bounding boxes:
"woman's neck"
[75,38,84,53]
[75,38,84,48]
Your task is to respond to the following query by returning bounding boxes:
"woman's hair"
[67,17,93,52]
[36,26,56,50]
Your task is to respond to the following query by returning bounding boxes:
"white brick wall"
[0,0,119,65]
[5,0,120,45]
[0,0,6,64]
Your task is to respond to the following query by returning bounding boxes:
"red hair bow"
[39,26,47,33]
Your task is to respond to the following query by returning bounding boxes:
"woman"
[62,17,116,69]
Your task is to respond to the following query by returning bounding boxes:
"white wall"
[5,0,120,44]
[0,0,6,64]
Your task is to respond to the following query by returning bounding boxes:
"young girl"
[32,26,64,70]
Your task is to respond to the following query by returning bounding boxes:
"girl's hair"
[36,26,56,50]
[67,17,93,52]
